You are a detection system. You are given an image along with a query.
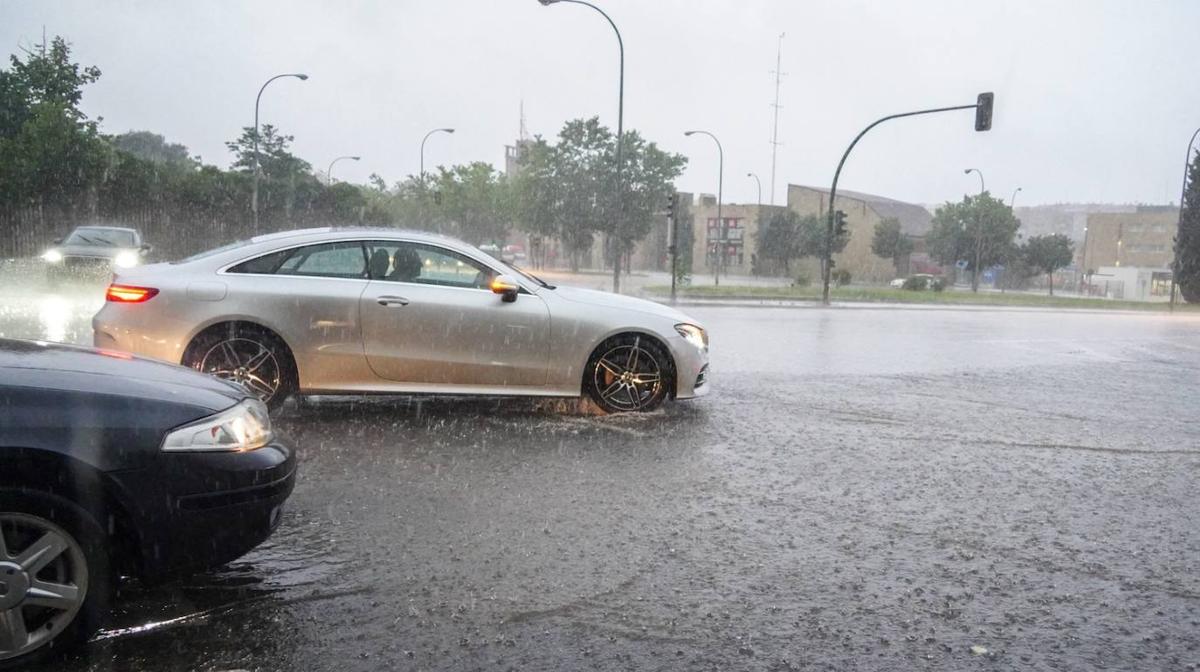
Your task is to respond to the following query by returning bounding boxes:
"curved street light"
[747,172,762,208]
[685,130,724,286]
[327,155,360,184]
[420,128,455,179]
[537,0,625,292]
[964,168,987,292]
[1010,186,1022,209]
[252,72,308,232]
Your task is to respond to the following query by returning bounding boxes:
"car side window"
[227,248,293,274]
[364,241,495,290]
[257,242,368,279]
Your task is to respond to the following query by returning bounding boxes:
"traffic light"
[834,210,848,237]
[975,92,994,132]
[666,192,677,220]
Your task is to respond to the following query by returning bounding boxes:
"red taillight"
[105,284,159,303]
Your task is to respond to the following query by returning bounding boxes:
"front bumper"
[668,336,710,400]
[112,438,297,579]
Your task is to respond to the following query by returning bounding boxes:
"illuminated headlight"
[161,399,273,452]
[674,323,709,351]
[114,249,140,268]
[42,249,63,263]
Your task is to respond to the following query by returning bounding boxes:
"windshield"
[3,4,1198,671]
[64,228,135,247]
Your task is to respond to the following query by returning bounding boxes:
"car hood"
[0,338,245,414]
[550,285,698,324]
[53,243,127,258]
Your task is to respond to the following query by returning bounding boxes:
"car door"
[223,240,372,388]
[358,240,550,388]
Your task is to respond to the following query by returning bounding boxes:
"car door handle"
[376,295,410,307]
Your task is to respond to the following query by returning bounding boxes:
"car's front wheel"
[0,493,109,669]
[584,335,673,413]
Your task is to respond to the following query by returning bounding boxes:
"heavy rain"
[2,2,1200,671]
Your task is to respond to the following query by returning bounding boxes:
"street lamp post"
[1010,186,1022,210]
[1168,126,1200,311]
[252,73,308,233]
[965,167,986,292]
[420,127,455,180]
[747,172,762,209]
[819,95,993,304]
[537,0,625,293]
[327,155,360,184]
[685,131,724,286]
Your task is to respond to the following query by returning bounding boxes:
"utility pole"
[769,33,785,206]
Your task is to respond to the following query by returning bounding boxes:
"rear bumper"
[112,439,297,579]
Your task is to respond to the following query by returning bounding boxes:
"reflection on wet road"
[7,270,1200,671]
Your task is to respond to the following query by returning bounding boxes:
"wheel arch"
[581,329,679,399]
[181,318,301,384]
[0,447,145,578]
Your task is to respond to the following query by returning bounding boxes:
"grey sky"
[2,0,1197,208]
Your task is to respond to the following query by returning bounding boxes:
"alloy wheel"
[0,513,89,662]
[199,337,281,402]
[592,337,664,412]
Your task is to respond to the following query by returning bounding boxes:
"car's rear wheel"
[0,494,109,669]
[184,325,297,411]
[585,335,673,413]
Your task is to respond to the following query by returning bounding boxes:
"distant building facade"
[786,184,934,283]
[1078,207,1176,300]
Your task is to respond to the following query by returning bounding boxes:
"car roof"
[72,225,138,233]
[248,227,468,247]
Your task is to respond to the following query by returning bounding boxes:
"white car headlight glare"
[42,249,63,263]
[114,249,140,268]
[161,399,273,452]
[674,323,708,350]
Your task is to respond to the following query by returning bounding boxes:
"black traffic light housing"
[666,192,677,220]
[975,92,994,132]
[834,210,848,237]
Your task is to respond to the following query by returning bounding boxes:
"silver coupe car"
[92,228,710,413]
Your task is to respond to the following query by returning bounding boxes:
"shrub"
[793,272,811,287]
[831,268,852,287]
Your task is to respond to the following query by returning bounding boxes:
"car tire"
[183,325,298,412]
[0,491,111,669]
[584,334,673,414]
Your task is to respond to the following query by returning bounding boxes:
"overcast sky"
[3,0,1198,208]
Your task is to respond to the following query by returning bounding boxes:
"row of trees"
[0,36,686,270]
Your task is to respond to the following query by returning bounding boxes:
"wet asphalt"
[5,270,1200,671]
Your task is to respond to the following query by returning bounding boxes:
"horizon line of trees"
[0,35,687,272]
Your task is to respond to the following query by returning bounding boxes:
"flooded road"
[7,270,1200,671]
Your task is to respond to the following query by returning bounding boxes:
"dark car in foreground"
[0,339,296,667]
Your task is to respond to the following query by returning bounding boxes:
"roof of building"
[790,184,933,236]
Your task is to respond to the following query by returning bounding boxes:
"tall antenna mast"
[519,99,529,143]
[769,32,785,205]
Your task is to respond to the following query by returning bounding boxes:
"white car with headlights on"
[42,226,151,278]
[93,228,711,414]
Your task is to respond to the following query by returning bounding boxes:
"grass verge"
[642,284,1200,312]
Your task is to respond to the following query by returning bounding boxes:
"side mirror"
[490,275,520,303]
[140,243,153,254]
[54,237,63,244]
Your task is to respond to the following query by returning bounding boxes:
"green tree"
[510,118,685,283]
[755,210,845,274]
[111,130,196,168]
[926,192,1020,291]
[1176,150,1200,303]
[1022,233,1074,295]
[870,217,914,274]
[435,161,511,246]
[0,36,110,210]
